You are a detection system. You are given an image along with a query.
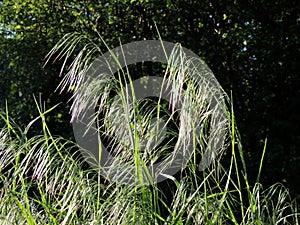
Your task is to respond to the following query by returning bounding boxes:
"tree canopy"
[0,0,299,198]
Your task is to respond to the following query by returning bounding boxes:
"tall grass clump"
[0,32,299,224]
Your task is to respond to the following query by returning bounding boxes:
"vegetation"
[1,0,299,197]
[0,108,298,224]
[1,31,299,224]
[0,0,299,224]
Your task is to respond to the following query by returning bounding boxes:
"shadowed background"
[0,0,299,200]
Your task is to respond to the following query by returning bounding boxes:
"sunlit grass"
[0,106,298,224]
[0,32,299,224]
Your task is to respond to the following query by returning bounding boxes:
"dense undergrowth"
[0,32,299,224]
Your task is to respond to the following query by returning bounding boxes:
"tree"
[1,0,299,198]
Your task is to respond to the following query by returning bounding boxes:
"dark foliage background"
[0,0,299,199]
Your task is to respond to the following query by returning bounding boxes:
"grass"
[0,32,299,224]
